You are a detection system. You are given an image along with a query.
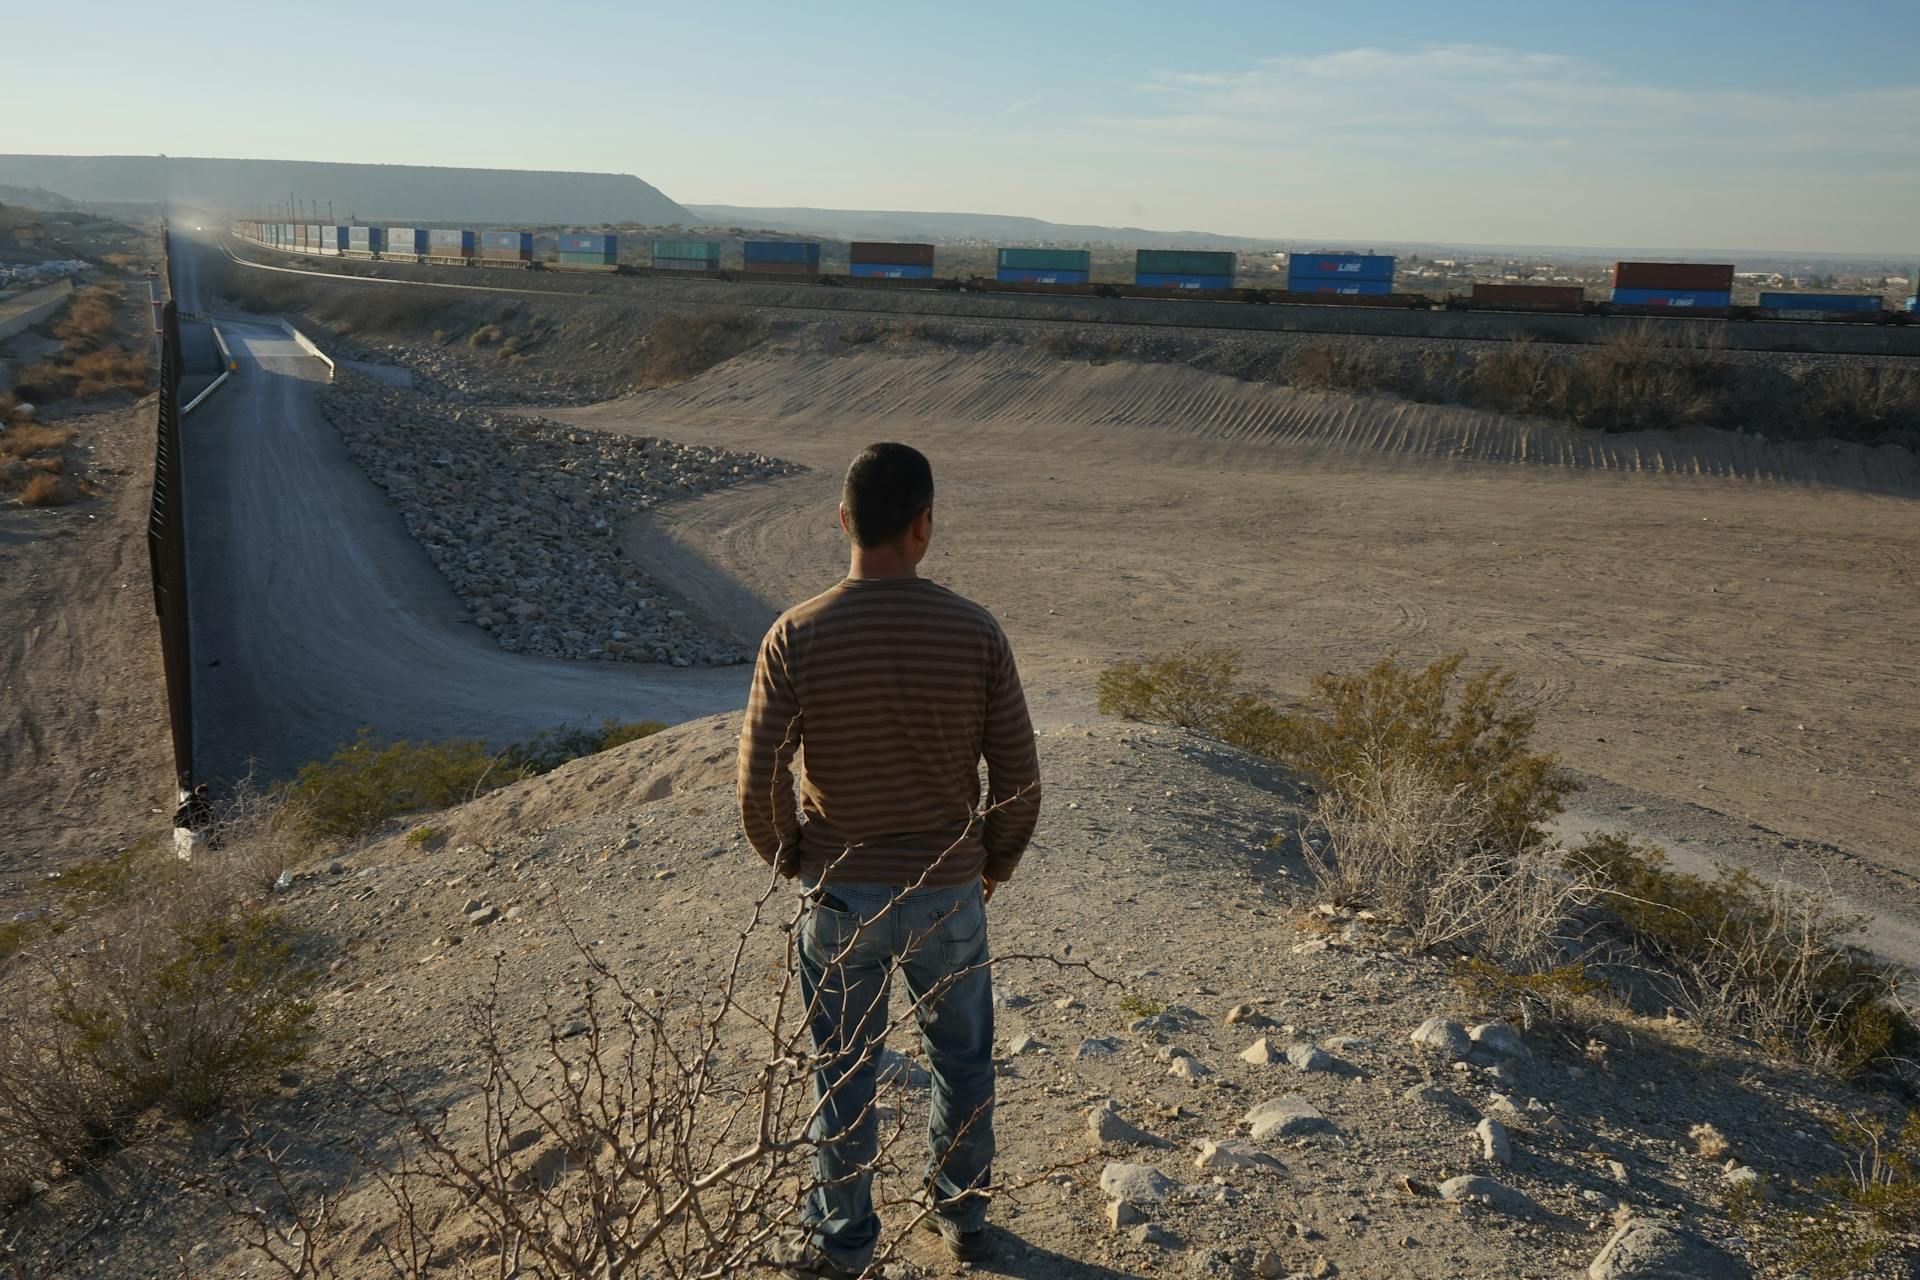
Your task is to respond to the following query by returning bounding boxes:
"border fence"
[149,232,194,793]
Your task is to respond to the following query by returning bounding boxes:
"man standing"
[738,442,1041,1277]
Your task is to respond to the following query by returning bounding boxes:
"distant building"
[11,221,43,245]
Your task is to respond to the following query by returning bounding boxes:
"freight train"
[229,221,1919,324]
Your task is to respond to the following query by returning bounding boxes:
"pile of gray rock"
[317,374,799,665]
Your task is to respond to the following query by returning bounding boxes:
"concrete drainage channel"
[278,317,335,376]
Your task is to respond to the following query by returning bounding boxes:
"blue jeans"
[797,878,995,1269]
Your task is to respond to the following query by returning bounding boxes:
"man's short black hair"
[843,443,934,548]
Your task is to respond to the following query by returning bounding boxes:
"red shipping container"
[1471,283,1586,303]
[849,241,936,266]
[1612,261,1735,291]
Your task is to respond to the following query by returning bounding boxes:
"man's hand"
[982,875,1000,903]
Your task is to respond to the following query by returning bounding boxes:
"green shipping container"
[998,247,1092,272]
[651,239,720,262]
[1136,249,1236,277]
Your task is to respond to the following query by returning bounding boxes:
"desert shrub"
[49,906,314,1121]
[1572,834,1912,1073]
[638,310,764,386]
[1779,1111,1920,1279]
[1793,364,1920,448]
[1284,344,1390,392]
[53,286,119,350]
[1101,648,1570,849]
[467,323,504,348]
[496,717,668,776]
[1454,956,1610,1033]
[279,729,504,840]
[1308,756,1592,963]
[284,718,670,841]
[1467,337,1563,414]
[1116,992,1165,1019]
[0,816,313,1208]
[0,423,74,457]
[17,473,74,506]
[1558,323,1733,433]
[836,320,887,346]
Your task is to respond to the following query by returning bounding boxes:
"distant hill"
[685,205,1275,250]
[0,155,693,226]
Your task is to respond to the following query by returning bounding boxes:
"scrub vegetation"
[1097,644,1914,1078]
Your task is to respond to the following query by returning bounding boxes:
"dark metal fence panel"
[148,295,193,791]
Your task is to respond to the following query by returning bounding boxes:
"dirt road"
[180,317,749,782]
[550,344,1920,947]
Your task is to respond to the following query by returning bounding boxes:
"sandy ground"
[0,400,175,894]
[540,343,1920,954]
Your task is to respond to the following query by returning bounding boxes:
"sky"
[7,0,1920,253]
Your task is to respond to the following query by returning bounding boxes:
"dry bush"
[1307,756,1593,965]
[637,310,765,387]
[1767,1110,1920,1279]
[1283,344,1390,392]
[1466,336,1564,414]
[53,286,120,351]
[0,805,312,1211]
[216,822,1083,1278]
[1561,322,1732,432]
[0,424,73,458]
[17,473,73,506]
[1793,364,1920,448]
[1572,834,1913,1074]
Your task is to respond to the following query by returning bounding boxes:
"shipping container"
[427,229,477,257]
[997,268,1091,285]
[1470,282,1585,304]
[744,239,822,265]
[316,226,345,255]
[1135,272,1233,290]
[850,241,936,267]
[346,226,383,252]
[1755,292,1884,313]
[555,252,619,268]
[1286,278,1394,297]
[1288,252,1395,282]
[1609,287,1732,307]
[848,262,935,279]
[479,230,533,261]
[1612,261,1735,291]
[741,261,821,276]
[557,232,617,255]
[1137,249,1235,278]
[385,228,428,257]
[998,247,1092,272]
[651,239,721,262]
[652,257,721,271]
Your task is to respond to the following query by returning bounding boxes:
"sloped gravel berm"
[317,371,799,665]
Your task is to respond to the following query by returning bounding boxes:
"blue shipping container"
[482,231,532,253]
[347,226,383,251]
[1610,288,1731,307]
[848,263,933,279]
[744,240,821,264]
[996,268,1091,285]
[558,233,617,255]
[1287,278,1394,297]
[1755,292,1882,312]
[1135,272,1233,290]
[1288,253,1395,282]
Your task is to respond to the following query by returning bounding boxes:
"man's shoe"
[769,1234,862,1280]
[918,1213,992,1262]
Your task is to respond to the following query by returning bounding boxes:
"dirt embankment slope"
[0,400,173,895]
[543,343,1919,917]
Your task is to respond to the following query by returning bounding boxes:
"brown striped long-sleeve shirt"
[737,576,1041,888]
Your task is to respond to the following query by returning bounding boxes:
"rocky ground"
[5,717,1899,1277]
[314,372,799,665]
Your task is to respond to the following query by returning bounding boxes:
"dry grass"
[0,424,74,458]
[53,286,120,351]
[17,473,74,506]
[637,310,765,387]
[1793,364,1920,447]
[1284,344,1391,392]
